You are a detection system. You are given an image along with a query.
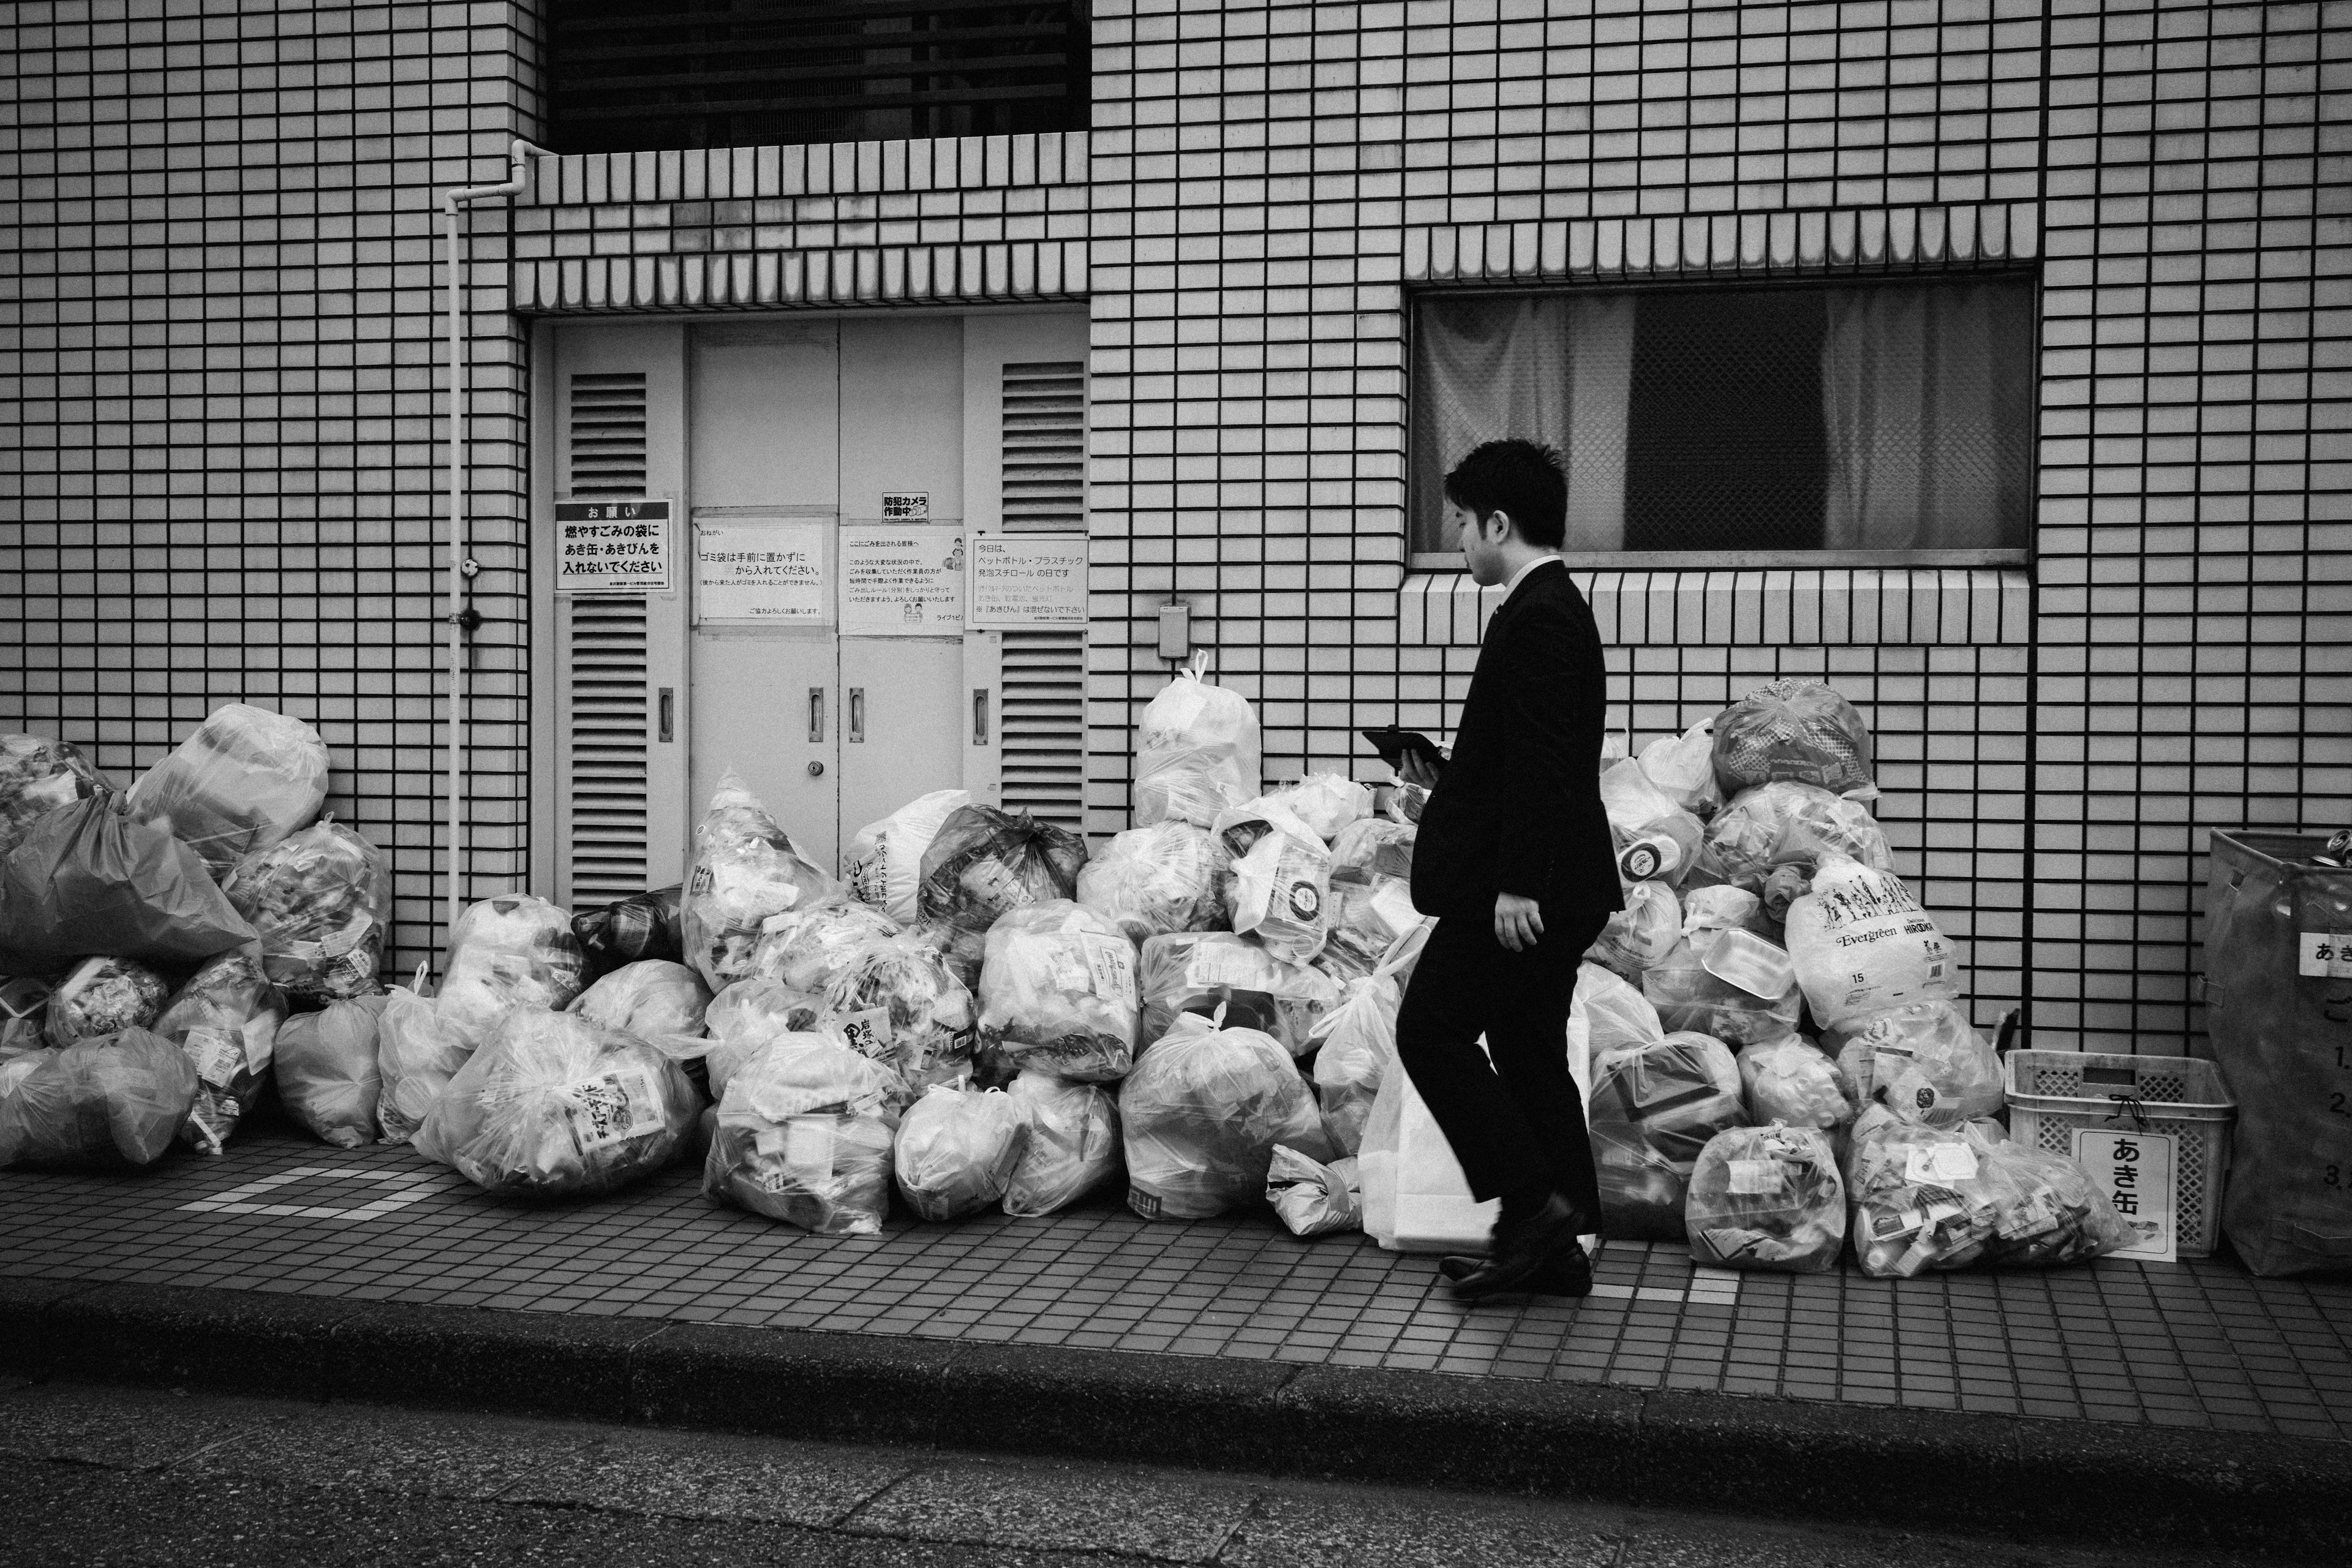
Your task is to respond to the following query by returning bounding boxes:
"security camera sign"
[556,500,671,595]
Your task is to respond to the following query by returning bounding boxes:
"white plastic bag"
[1736,1035,1855,1144]
[1261,774,1373,843]
[1133,662,1261,828]
[153,948,286,1155]
[1639,720,1722,820]
[892,1082,1031,1221]
[1584,879,1682,979]
[748,902,902,995]
[1308,974,1398,1158]
[977,900,1138,1082]
[123,703,330,879]
[1267,1145,1362,1237]
[0,1028,198,1171]
[1001,1071,1121,1217]
[1695,782,1892,894]
[823,937,976,1089]
[412,1007,697,1198]
[1572,962,1664,1058]
[1785,857,1958,1027]
[274,992,388,1149]
[844,789,971,923]
[1076,821,1228,944]
[1138,931,1341,1056]
[438,894,589,1050]
[1685,1123,1845,1272]
[376,967,466,1145]
[701,978,831,1101]
[683,770,843,990]
[701,1031,902,1235]
[570,960,712,1041]
[1358,1033,1496,1254]
[1119,1011,1330,1219]
[221,820,393,1003]
[1828,1000,2003,1127]
[1226,827,1332,965]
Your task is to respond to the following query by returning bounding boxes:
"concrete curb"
[4,1276,2346,1555]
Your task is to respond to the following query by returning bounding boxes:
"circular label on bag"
[1287,882,1321,920]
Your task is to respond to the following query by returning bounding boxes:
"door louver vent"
[564,600,652,906]
[569,372,650,496]
[1000,360,1085,531]
[1000,628,1085,831]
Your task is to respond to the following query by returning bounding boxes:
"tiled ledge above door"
[1401,568,2031,648]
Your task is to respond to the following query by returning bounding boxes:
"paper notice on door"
[968,533,1087,627]
[556,500,673,595]
[695,519,829,625]
[840,524,965,634]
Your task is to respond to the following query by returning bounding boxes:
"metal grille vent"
[568,372,649,496]
[999,628,1085,830]
[564,600,652,905]
[1000,360,1085,531]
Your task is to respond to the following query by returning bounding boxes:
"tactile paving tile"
[4,1128,2350,1439]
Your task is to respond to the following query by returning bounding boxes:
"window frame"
[1403,270,2041,573]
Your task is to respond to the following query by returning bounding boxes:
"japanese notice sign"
[693,519,828,625]
[2073,1127,2178,1262]
[968,533,1087,628]
[2300,932,2352,978]
[840,524,966,635]
[555,500,671,595]
[881,492,930,519]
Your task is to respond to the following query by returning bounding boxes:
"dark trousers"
[1394,907,1610,1226]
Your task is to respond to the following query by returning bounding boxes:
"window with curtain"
[1408,276,2037,561]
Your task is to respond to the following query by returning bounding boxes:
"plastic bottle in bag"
[844,790,973,924]
[977,900,1138,1082]
[1826,999,2003,1127]
[682,771,843,990]
[1137,931,1341,1057]
[1076,821,1229,944]
[375,967,466,1145]
[153,948,287,1155]
[892,1082,1031,1221]
[221,820,393,1003]
[1133,660,1261,829]
[438,894,590,1050]
[45,956,171,1048]
[701,1031,902,1235]
[1267,1145,1363,1237]
[1710,679,1876,799]
[413,1008,697,1199]
[0,733,108,859]
[1785,857,1958,1028]
[1001,1071,1121,1217]
[274,992,390,1149]
[0,1027,199,1171]
[1684,1123,1845,1272]
[1119,1011,1331,1219]
[570,959,713,1041]
[1588,1031,1747,1240]
[124,703,331,879]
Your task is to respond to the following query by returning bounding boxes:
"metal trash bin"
[2201,829,2352,1275]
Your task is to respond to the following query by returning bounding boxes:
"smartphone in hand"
[1361,728,1446,788]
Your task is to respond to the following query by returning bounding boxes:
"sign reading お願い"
[555,500,671,595]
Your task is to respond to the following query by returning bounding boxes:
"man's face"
[1448,499,1510,586]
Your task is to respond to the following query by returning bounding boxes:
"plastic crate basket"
[2003,1050,2236,1259]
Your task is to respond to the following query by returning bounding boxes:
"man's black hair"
[1443,439,1568,549]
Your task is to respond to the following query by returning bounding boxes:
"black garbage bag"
[0,1027,200,1171]
[0,733,109,859]
[915,806,1087,940]
[573,886,685,980]
[0,795,255,971]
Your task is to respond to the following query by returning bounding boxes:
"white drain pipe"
[443,138,550,953]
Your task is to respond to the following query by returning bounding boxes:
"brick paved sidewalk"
[6,1122,2348,1442]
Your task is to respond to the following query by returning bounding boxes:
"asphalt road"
[0,1379,2315,1568]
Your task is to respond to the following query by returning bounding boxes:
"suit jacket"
[1409,560,1623,926]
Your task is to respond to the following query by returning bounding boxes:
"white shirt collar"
[1504,553,1565,598]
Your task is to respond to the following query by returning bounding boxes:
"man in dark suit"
[1395,439,1621,1299]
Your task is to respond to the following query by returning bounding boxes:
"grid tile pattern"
[4,1127,2349,1439]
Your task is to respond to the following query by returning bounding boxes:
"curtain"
[1412,295,1635,553]
[1820,281,2034,551]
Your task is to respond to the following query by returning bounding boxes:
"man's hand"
[1494,892,1545,952]
[1397,749,1444,790]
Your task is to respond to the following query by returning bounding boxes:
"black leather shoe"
[1444,1194,1583,1299]
[1440,1242,1593,1298]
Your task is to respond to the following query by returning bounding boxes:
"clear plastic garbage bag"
[1845,1109,2016,1277]
[570,959,712,1041]
[1639,720,1722,820]
[0,1027,199,1171]
[274,992,389,1149]
[1710,679,1876,799]
[701,1031,902,1235]
[0,795,256,971]
[1585,879,1682,980]
[845,790,973,924]
[1001,1071,1121,1217]
[413,1007,696,1199]
[892,1082,1031,1221]
[1589,1030,1746,1240]
[1076,821,1229,944]
[1120,1011,1332,1219]
[978,901,1138,1082]
[376,967,466,1145]
[1133,661,1261,829]
[1826,999,2003,1128]
[0,733,109,859]
[439,895,590,1051]
[701,978,832,1102]
[1260,774,1374,843]
[154,948,287,1155]
[1692,782,1892,894]
[683,770,844,990]
[1320,818,1422,981]
[749,902,902,995]
[1308,974,1400,1158]
[1576,962,1665,1058]
[571,886,684,981]
[1643,930,1801,1047]
[1,975,50,1055]
[0,1047,44,1104]
[1268,1144,1362,1237]
[822,936,975,1088]
[221,820,393,1003]
[1138,931,1341,1057]
[1786,856,1958,1029]
[1736,1035,1855,1146]
[1224,827,1332,966]
[1684,1123,1845,1272]
[45,955,171,1048]
[124,703,330,880]
[1972,1135,2138,1268]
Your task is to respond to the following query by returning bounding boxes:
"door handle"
[657,687,674,744]
[972,687,990,745]
[848,688,865,744]
[808,687,825,742]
